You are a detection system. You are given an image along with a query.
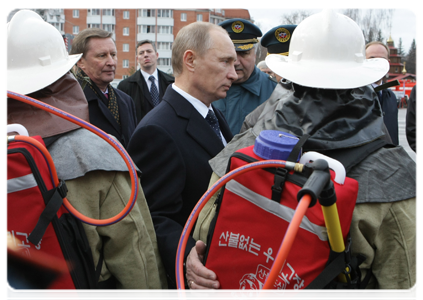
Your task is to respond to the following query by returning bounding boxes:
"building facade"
[35,8,250,87]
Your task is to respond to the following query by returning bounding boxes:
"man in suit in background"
[365,41,399,145]
[118,40,174,123]
[70,28,137,149]
[127,21,237,288]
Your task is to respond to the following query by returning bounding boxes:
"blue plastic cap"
[253,130,300,161]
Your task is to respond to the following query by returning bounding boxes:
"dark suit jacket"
[127,86,233,288]
[117,69,174,123]
[378,88,399,145]
[82,85,137,149]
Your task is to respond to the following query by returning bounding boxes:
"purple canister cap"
[253,130,300,161]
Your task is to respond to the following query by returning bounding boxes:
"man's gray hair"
[257,60,268,69]
[171,22,228,77]
[70,28,114,57]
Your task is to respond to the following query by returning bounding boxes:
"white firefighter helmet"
[7,10,82,95]
[266,9,389,89]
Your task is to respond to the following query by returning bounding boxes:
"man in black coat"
[127,21,237,288]
[70,28,137,149]
[118,40,174,123]
[406,85,416,152]
[366,41,399,145]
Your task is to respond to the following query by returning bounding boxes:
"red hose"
[7,91,138,226]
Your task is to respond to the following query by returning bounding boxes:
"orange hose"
[7,91,138,226]
[262,194,312,289]
[176,160,311,300]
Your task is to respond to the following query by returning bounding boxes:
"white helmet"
[266,9,389,89]
[7,10,82,95]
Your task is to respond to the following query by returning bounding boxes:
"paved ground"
[398,108,416,162]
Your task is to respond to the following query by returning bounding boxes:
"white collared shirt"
[141,69,159,92]
[172,83,227,145]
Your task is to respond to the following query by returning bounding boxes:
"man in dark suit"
[365,41,399,145]
[117,40,174,123]
[70,28,137,149]
[127,21,237,288]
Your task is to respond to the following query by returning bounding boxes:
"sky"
[247,8,416,54]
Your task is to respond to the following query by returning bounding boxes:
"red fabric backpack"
[203,145,359,289]
[7,135,100,289]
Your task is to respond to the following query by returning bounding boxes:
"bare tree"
[342,9,393,44]
[279,9,394,45]
[280,10,311,25]
[343,9,361,23]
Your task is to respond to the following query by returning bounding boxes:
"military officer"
[240,24,297,132]
[213,18,277,135]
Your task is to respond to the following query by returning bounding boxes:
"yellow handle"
[321,203,349,282]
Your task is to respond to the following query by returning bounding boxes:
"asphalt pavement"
[398,108,416,162]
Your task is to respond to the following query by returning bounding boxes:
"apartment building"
[33,8,250,87]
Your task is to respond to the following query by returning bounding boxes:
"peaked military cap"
[261,25,297,56]
[218,18,262,51]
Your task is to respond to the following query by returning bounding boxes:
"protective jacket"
[195,83,416,289]
[213,66,277,135]
[7,72,167,289]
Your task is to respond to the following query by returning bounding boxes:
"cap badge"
[232,21,244,33]
[275,27,290,43]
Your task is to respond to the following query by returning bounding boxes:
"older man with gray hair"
[213,18,277,135]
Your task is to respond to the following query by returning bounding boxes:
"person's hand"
[185,240,220,289]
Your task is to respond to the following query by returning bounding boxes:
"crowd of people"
[7,8,416,291]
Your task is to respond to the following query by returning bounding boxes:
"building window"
[157,42,172,50]
[140,25,155,33]
[157,26,173,34]
[123,11,130,19]
[88,23,100,28]
[103,24,115,32]
[89,9,100,16]
[181,13,187,22]
[73,10,79,18]
[141,9,155,17]
[157,9,172,18]
[158,58,171,66]
[50,23,64,32]
[122,75,129,80]
[73,25,79,34]
[123,44,130,52]
[215,9,221,13]
[222,10,225,16]
[210,17,221,24]
[197,14,203,22]
[123,27,129,36]
[123,60,129,68]
[102,9,115,16]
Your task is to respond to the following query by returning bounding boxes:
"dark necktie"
[149,75,160,106]
[205,109,222,141]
